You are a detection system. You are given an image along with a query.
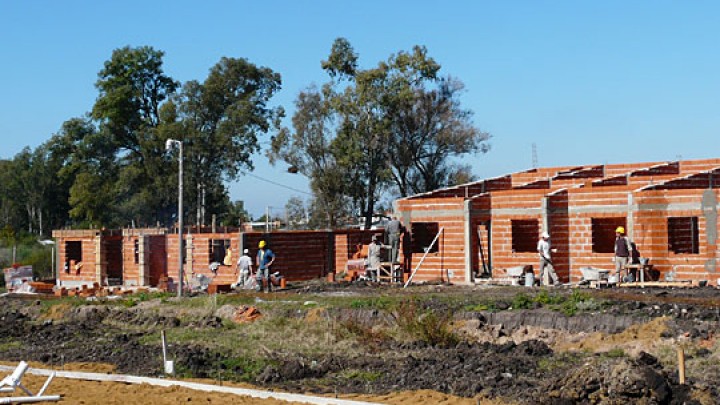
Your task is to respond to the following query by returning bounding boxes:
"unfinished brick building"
[53,227,374,288]
[396,158,720,285]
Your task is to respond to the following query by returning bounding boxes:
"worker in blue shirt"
[255,240,275,293]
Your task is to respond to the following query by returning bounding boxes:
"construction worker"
[385,216,403,264]
[232,249,253,289]
[614,226,632,280]
[367,234,390,281]
[537,231,560,286]
[255,240,275,293]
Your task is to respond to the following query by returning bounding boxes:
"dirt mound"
[542,353,689,404]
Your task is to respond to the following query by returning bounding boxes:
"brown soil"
[2,284,720,404]
[5,372,505,405]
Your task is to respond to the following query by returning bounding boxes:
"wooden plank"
[620,281,694,288]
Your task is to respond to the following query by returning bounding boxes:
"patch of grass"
[601,347,626,358]
[336,319,390,349]
[215,356,275,382]
[393,299,458,346]
[464,301,496,312]
[0,340,21,351]
[349,297,394,310]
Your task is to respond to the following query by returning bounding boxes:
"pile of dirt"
[541,352,694,404]
[256,340,554,400]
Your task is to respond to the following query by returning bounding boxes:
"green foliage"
[393,299,458,346]
[349,297,394,310]
[464,302,496,312]
[506,290,599,316]
[511,293,534,310]
[270,38,489,228]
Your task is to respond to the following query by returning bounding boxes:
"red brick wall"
[52,230,101,287]
[333,230,376,273]
[634,189,720,281]
[397,197,467,284]
[242,231,333,281]
[148,235,167,286]
[122,235,140,285]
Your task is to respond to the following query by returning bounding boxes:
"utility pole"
[166,139,184,297]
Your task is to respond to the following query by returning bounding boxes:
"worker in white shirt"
[537,232,560,286]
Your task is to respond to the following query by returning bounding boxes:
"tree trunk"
[363,176,376,230]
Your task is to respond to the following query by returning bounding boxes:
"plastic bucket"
[524,272,535,287]
[164,360,175,375]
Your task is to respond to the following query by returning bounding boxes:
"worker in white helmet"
[537,231,560,286]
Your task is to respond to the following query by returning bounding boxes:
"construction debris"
[232,306,262,323]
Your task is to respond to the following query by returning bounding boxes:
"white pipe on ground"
[0,365,380,405]
[0,396,61,404]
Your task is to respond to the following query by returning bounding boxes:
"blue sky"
[2,1,719,217]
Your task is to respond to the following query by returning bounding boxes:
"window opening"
[209,239,231,263]
[511,219,538,253]
[411,222,440,254]
[591,217,626,253]
[668,217,699,254]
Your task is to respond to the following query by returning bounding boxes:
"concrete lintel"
[469,209,492,217]
[405,208,466,220]
[490,208,543,216]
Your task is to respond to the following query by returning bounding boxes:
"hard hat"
[541,232,550,239]
[616,226,625,234]
[259,240,266,248]
[243,249,249,254]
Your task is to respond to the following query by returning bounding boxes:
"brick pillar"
[702,189,718,274]
[185,234,194,276]
[464,199,473,285]
[95,233,104,285]
[627,194,634,239]
[138,235,150,286]
[541,197,549,233]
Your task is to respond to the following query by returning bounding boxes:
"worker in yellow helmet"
[613,226,632,281]
[255,240,275,293]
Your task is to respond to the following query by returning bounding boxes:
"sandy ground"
[1,363,502,405]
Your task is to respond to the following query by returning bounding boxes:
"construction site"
[43,157,720,294]
[0,158,716,404]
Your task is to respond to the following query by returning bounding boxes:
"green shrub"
[393,299,458,346]
[511,293,534,310]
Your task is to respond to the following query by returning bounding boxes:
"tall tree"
[269,87,351,228]
[271,38,488,229]
[175,57,283,226]
[87,45,180,227]
[388,78,489,195]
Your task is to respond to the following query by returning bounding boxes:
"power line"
[246,172,312,196]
